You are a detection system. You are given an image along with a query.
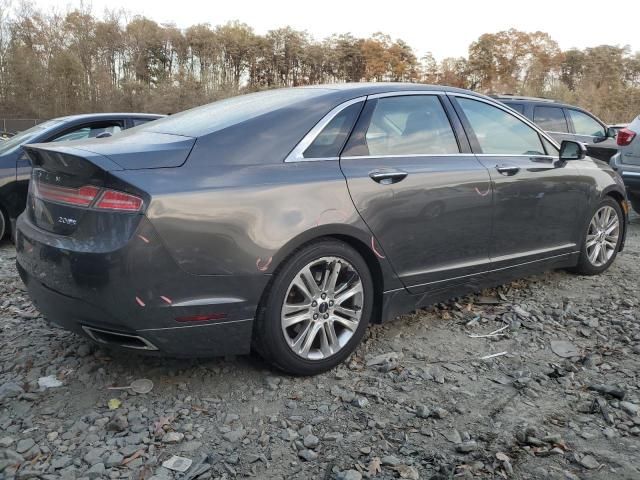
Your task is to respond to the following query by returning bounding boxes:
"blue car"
[0,113,163,239]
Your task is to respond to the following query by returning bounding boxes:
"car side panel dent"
[133,161,403,292]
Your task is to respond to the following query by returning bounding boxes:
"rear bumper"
[15,214,269,357]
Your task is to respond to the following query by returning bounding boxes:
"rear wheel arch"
[604,189,627,250]
[259,228,385,325]
[252,235,377,374]
[326,233,384,325]
[605,189,625,210]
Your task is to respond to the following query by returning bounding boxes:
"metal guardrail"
[1,118,43,133]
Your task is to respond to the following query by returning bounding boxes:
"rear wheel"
[254,239,373,375]
[0,207,8,240]
[570,197,623,275]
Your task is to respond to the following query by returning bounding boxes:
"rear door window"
[456,97,545,155]
[344,95,459,156]
[567,109,605,137]
[533,106,568,133]
[52,123,122,142]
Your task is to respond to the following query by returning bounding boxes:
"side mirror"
[95,131,112,139]
[559,140,587,161]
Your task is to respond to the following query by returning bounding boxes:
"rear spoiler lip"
[23,143,125,172]
[24,131,197,171]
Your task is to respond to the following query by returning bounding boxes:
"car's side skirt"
[379,251,579,323]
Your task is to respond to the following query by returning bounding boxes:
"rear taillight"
[617,127,636,146]
[34,182,99,207]
[34,180,143,212]
[95,190,143,212]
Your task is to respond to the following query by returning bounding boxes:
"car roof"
[490,94,580,110]
[52,113,165,122]
[303,82,485,98]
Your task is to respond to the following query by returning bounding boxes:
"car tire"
[0,206,8,241]
[254,238,374,376]
[569,197,623,276]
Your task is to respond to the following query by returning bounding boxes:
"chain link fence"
[1,118,43,133]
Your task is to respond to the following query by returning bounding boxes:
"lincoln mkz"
[16,84,628,375]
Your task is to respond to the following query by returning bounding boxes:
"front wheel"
[254,239,373,375]
[570,197,623,275]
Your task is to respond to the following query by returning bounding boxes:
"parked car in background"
[15,84,628,375]
[493,95,618,163]
[0,131,15,141]
[609,123,628,135]
[0,113,163,239]
[610,115,640,213]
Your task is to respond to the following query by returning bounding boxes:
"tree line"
[1,2,639,123]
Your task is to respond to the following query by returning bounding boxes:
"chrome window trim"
[342,153,555,160]
[343,90,460,158]
[342,153,475,160]
[622,171,640,177]
[285,90,562,163]
[449,92,562,151]
[284,96,366,163]
[367,90,445,99]
[475,153,555,159]
[544,130,570,136]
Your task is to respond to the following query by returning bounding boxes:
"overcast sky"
[33,0,638,59]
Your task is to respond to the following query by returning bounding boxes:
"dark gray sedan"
[15,84,628,375]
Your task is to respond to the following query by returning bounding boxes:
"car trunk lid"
[51,131,196,170]
[23,144,150,236]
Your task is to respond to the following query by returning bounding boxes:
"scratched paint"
[160,296,172,305]
[475,186,491,197]
[370,236,386,259]
[137,234,150,243]
[256,257,273,272]
[135,296,146,307]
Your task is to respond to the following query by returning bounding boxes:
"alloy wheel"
[281,256,364,361]
[586,205,620,267]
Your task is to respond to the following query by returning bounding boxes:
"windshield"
[0,120,61,155]
[140,88,333,137]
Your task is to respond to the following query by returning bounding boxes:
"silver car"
[610,116,640,213]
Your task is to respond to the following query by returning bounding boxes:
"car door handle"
[369,170,408,184]
[495,164,520,176]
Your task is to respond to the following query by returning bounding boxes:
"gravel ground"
[1,214,640,480]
